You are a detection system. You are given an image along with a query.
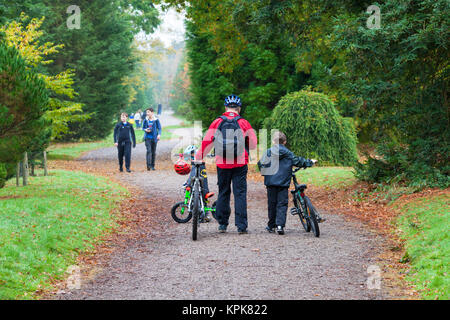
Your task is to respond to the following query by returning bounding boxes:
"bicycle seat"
[205,192,215,199]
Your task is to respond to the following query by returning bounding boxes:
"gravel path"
[57,111,390,300]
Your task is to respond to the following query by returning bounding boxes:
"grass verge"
[295,166,357,188]
[393,193,449,300]
[0,170,128,299]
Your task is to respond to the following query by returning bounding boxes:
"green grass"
[394,193,450,300]
[0,170,128,299]
[295,166,357,188]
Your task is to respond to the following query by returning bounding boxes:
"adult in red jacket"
[196,95,257,233]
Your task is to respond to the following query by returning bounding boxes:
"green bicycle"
[171,185,217,224]
[171,161,217,239]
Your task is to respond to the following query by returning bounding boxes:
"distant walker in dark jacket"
[257,131,316,235]
[114,112,136,173]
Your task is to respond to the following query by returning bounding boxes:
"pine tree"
[0,41,48,185]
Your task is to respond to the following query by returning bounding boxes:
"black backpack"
[213,115,245,160]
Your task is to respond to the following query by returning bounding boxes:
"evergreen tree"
[1,0,160,140]
[0,41,48,185]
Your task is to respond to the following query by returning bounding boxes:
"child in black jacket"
[114,113,136,172]
[257,131,317,235]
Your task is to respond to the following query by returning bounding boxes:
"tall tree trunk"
[43,151,48,176]
[23,152,28,186]
[16,162,20,186]
[31,161,35,177]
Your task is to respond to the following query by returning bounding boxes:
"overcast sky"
[141,7,186,47]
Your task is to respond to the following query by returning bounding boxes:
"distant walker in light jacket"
[142,108,162,171]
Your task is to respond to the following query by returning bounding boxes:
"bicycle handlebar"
[173,154,205,166]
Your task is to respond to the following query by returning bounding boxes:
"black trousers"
[117,141,132,170]
[145,139,157,169]
[216,165,248,231]
[267,186,289,228]
[187,164,209,198]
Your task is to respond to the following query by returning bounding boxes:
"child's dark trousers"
[267,186,289,228]
[118,141,132,170]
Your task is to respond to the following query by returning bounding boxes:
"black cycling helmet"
[224,94,242,107]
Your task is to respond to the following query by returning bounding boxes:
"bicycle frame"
[189,162,208,220]
[291,168,307,214]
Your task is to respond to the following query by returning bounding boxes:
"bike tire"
[192,182,200,241]
[211,201,218,221]
[305,196,320,237]
[295,193,311,232]
[171,202,192,223]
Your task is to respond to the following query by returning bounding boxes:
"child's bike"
[289,167,321,237]
[171,161,216,241]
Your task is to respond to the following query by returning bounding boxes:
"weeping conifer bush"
[264,90,358,166]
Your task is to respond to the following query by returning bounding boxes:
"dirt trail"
[55,111,393,300]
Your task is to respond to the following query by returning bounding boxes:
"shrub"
[0,41,48,185]
[264,90,358,166]
[355,140,450,189]
[0,163,6,188]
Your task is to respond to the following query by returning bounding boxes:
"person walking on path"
[142,108,162,171]
[196,95,257,234]
[257,131,319,235]
[134,109,142,128]
[114,112,136,173]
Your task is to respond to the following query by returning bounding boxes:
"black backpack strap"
[216,116,228,130]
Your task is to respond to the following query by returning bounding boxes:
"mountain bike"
[171,185,216,224]
[171,160,216,241]
[289,167,321,237]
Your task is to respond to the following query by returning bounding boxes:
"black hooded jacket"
[257,144,313,187]
[114,122,136,147]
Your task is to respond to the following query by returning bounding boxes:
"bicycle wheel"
[211,201,218,221]
[295,193,311,232]
[192,182,200,241]
[305,196,320,237]
[171,202,192,223]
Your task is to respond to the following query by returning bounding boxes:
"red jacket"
[196,111,258,169]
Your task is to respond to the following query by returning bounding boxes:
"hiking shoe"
[218,225,227,233]
[238,229,248,234]
[126,168,131,173]
[276,226,285,235]
[265,226,275,233]
[119,168,123,172]
[151,167,156,171]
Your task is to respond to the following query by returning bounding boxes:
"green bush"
[264,90,358,166]
[355,140,450,189]
[0,163,6,188]
[0,41,48,185]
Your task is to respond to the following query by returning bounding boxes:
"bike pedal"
[290,208,298,216]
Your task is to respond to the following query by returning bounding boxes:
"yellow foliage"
[1,13,88,139]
